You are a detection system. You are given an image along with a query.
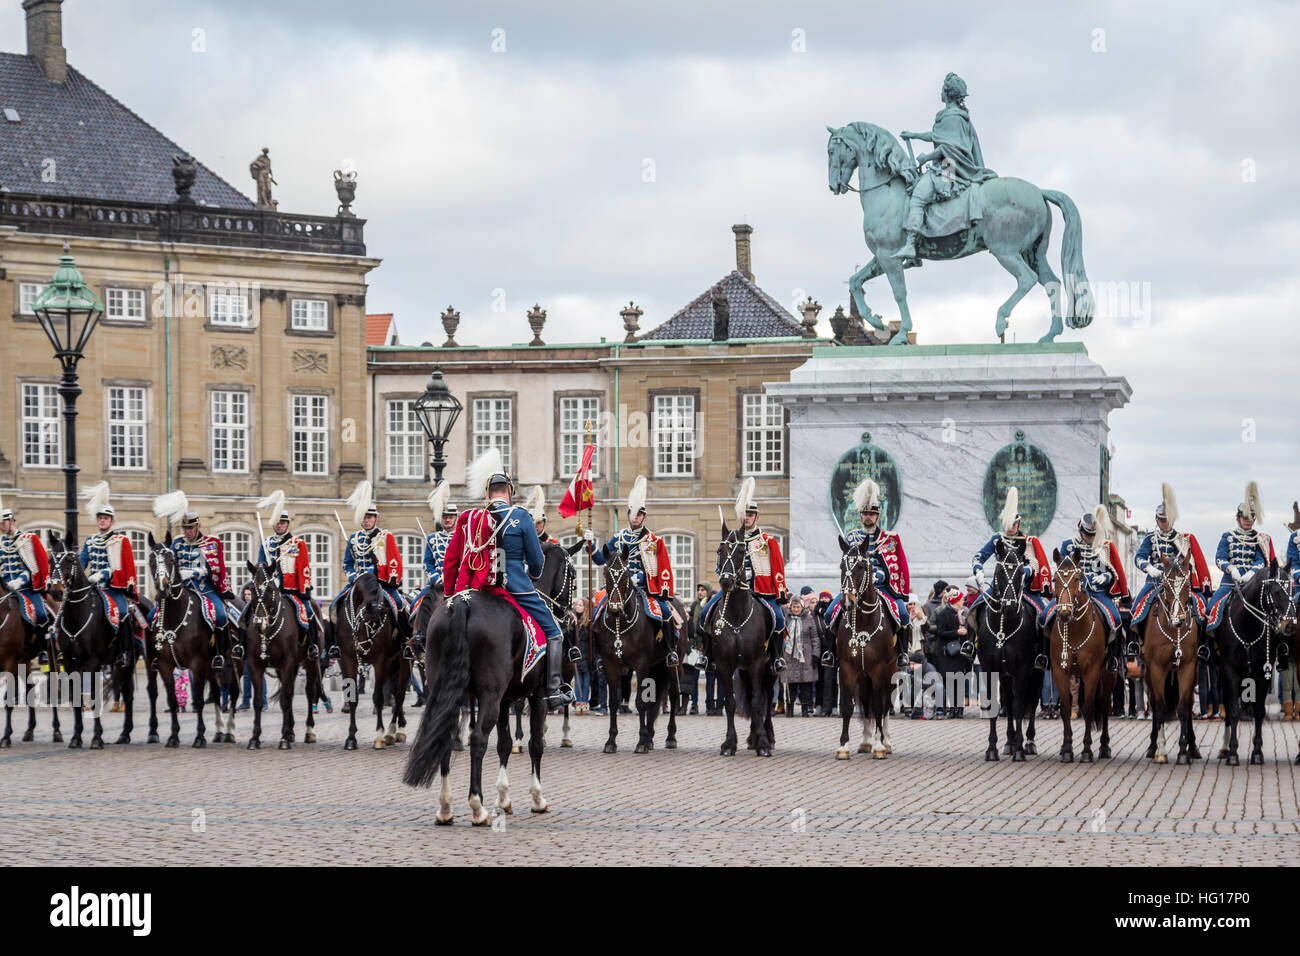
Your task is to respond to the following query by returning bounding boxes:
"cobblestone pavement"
[4,691,1300,866]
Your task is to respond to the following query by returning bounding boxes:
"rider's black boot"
[1033,628,1048,671]
[664,621,679,667]
[211,624,228,672]
[544,636,575,707]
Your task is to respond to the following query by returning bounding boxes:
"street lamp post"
[33,248,105,546]
[412,366,462,484]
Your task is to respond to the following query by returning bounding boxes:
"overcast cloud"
[6,0,1297,550]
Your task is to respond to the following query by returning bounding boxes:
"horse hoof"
[1154,754,1168,765]
[858,742,871,754]
[665,738,677,750]
[757,747,772,758]
[164,737,179,748]
[146,733,158,744]
[51,732,62,743]
[304,731,316,743]
[1079,751,1093,763]
[531,802,550,814]
[603,742,617,754]
[511,744,522,754]
[1145,744,1157,758]
[278,740,292,750]
[395,731,407,743]
[1024,742,1036,756]
[434,814,454,826]
[344,738,357,751]
[497,801,513,815]
[985,749,999,761]
[1059,751,1073,763]
[373,739,386,750]
[561,739,574,749]
[0,738,10,749]
[21,731,33,742]
[451,738,465,752]
[113,734,130,745]
[1011,749,1025,762]
[1001,743,1012,756]
[834,748,851,760]
[1226,753,1240,767]
[1176,753,1190,765]
[471,814,491,828]
[247,739,261,750]
[872,748,887,760]
[634,743,649,754]
[68,737,82,749]
[90,738,104,750]
[192,737,206,749]
[1250,752,1264,765]
[1099,745,1112,759]
[721,745,736,757]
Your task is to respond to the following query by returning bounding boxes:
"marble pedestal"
[765,343,1131,594]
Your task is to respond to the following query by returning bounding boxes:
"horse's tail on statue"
[403,596,471,788]
[1041,189,1093,329]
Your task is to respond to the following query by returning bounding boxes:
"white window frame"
[559,396,600,479]
[107,385,148,470]
[105,287,146,322]
[653,394,695,477]
[742,392,784,475]
[472,397,513,474]
[211,390,250,474]
[386,399,425,480]
[291,395,329,476]
[209,289,250,327]
[19,282,46,315]
[663,533,695,596]
[21,383,62,467]
[302,532,334,599]
[217,530,254,593]
[290,298,329,331]
[396,533,424,593]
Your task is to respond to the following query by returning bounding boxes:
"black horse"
[47,533,139,749]
[1211,560,1295,766]
[972,536,1041,762]
[404,539,580,823]
[334,571,410,750]
[592,544,683,755]
[707,523,776,757]
[241,560,324,750]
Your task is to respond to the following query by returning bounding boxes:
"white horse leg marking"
[530,771,548,813]
[495,763,512,812]
[437,772,453,822]
[561,709,572,748]
[384,717,397,744]
[858,714,871,753]
[1155,720,1168,763]
[881,712,893,753]
[469,792,490,825]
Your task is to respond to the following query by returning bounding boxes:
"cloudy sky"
[8,0,1297,551]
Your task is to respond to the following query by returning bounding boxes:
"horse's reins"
[150,547,197,669]
[1223,571,1292,678]
[1151,561,1194,666]
[1052,561,1098,670]
[249,571,288,661]
[344,578,389,656]
[712,535,757,651]
[50,550,96,644]
[983,547,1028,651]
[599,555,642,661]
[841,547,886,662]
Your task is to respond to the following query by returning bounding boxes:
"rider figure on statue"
[896,72,997,261]
[824,479,911,668]
[969,487,1053,669]
[1206,481,1275,639]
[1128,483,1211,661]
[585,476,681,667]
[335,481,411,647]
[1040,506,1129,658]
[153,491,234,670]
[443,448,574,708]
[0,495,52,664]
[257,489,331,660]
[77,482,145,667]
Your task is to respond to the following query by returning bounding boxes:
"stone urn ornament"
[440,306,460,347]
[334,169,357,216]
[527,304,547,346]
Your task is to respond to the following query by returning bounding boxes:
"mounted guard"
[152,491,235,670]
[585,475,681,667]
[1206,481,1277,635]
[411,481,456,635]
[1040,506,1129,652]
[443,449,574,707]
[824,479,910,668]
[76,482,146,666]
[969,487,1052,668]
[256,489,331,660]
[0,495,53,664]
[1129,483,1211,659]
[333,480,411,646]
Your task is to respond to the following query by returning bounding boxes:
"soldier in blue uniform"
[1043,509,1128,652]
[969,488,1053,669]
[338,497,413,645]
[1128,484,1212,660]
[258,496,333,659]
[418,499,456,600]
[1206,482,1275,635]
[0,501,52,663]
[78,484,146,666]
[170,510,233,669]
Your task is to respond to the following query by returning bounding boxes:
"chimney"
[24,0,67,83]
[732,223,753,281]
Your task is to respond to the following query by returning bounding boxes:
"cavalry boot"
[1033,630,1049,672]
[211,624,229,671]
[544,636,575,708]
[1126,620,1141,659]
[1197,629,1212,663]
[114,625,132,668]
[895,230,919,260]
[664,621,680,667]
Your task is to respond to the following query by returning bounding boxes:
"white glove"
[90,570,107,585]
[974,570,986,590]
[1240,569,1256,585]
[1146,565,1162,579]
[1088,574,1105,589]
[1229,566,1242,583]
[5,579,20,592]
[180,568,197,582]
[583,529,594,543]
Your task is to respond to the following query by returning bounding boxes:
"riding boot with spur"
[544,636,575,708]
[211,624,228,671]
[1033,628,1049,672]
[664,620,679,667]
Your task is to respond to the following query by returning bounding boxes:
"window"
[106,288,146,322]
[290,298,329,331]
[291,395,329,475]
[209,289,249,327]
[386,400,425,480]
[21,383,61,467]
[742,392,784,475]
[125,530,151,600]
[107,386,147,470]
[472,397,512,473]
[560,533,594,602]
[217,530,254,593]
[303,532,334,599]
[19,282,45,315]
[653,394,695,476]
[559,396,600,478]
[664,534,695,596]
[397,533,424,592]
[211,391,249,473]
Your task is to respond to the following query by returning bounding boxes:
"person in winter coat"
[782,592,821,717]
[934,588,969,718]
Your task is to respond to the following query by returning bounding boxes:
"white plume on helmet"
[1091,504,1111,557]
[627,475,647,517]
[527,485,546,523]
[257,489,286,522]
[999,486,1019,534]
[345,480,373,526]
[1239,481,1263,522]
[1160,482,1178,527]
[466,446,504,501]
[427,482,450,524]
[82,481,112,518]
[734,476,756,521]
[152,490,189,524]
[853,478,880,514]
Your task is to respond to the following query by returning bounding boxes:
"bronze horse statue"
[832,534,899,760]
[1142,550,1202,765]
[1048,548,1116,763]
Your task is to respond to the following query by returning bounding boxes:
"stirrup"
[327,645,341,659]
[401,643,415,660]
[1197,644,1211,663]
[1033,653,1049,671]
[37,650,49,666]
[959,641,974,659]
[1105,656,1120,674]
[566,645,582,663]
[546,683,576,706]
[1125,640,1139,658]
[116,653,130,668]
[895,653,908,669]
[666,651,679,667]
[307,644,320,660]
[820,650,835,666]
[772,656,787,673]
[211,654,226,671]
[231,643,245,660]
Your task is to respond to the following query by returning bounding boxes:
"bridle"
[599,549,641,661]
[1052,558,1098,669]
[840,543,886,659]
[711,533,756,647]
[248,565,288,661]
[1151,556,1194,666]
[983,543,1028,651]
[829,132,896,195]
[1223,568,1294,678]
[344,573,390,656]
[150,545,196,667]
[49,547,96,645]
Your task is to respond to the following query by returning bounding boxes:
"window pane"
[22,383,61,466]
[473,398,512,473]
[665,534,695,595]
[304,533,334,598]
[559,396,600,478]
[397,534,424,592]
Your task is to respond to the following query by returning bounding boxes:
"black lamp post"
[33,248,104,546]
[412,366,462,484]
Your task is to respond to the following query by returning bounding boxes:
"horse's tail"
[1042,189,1093,329]
[403,596,470,788]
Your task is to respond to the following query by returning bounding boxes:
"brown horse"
[833,534,898,760]
[333,571,410,750]
[0,564,60,746]
[1049,548,1115,763]
[1142,550,1202,765]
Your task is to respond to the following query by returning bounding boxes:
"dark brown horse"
[1142,550,1202,765]
[833,534,898,760]
[0,549,59,746]
[974,536,1041,761]
[145,533,237,747]
[241,560,324,750]
[1048,548,1115,763]
[333,571,410,750]
[592,544,682,755]
[706,524,777,757]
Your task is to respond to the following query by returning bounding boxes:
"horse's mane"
[840,121,914,180]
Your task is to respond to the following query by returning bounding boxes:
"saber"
[333,511,350,553]
[254,510,267,563]
[415,516,429,542]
